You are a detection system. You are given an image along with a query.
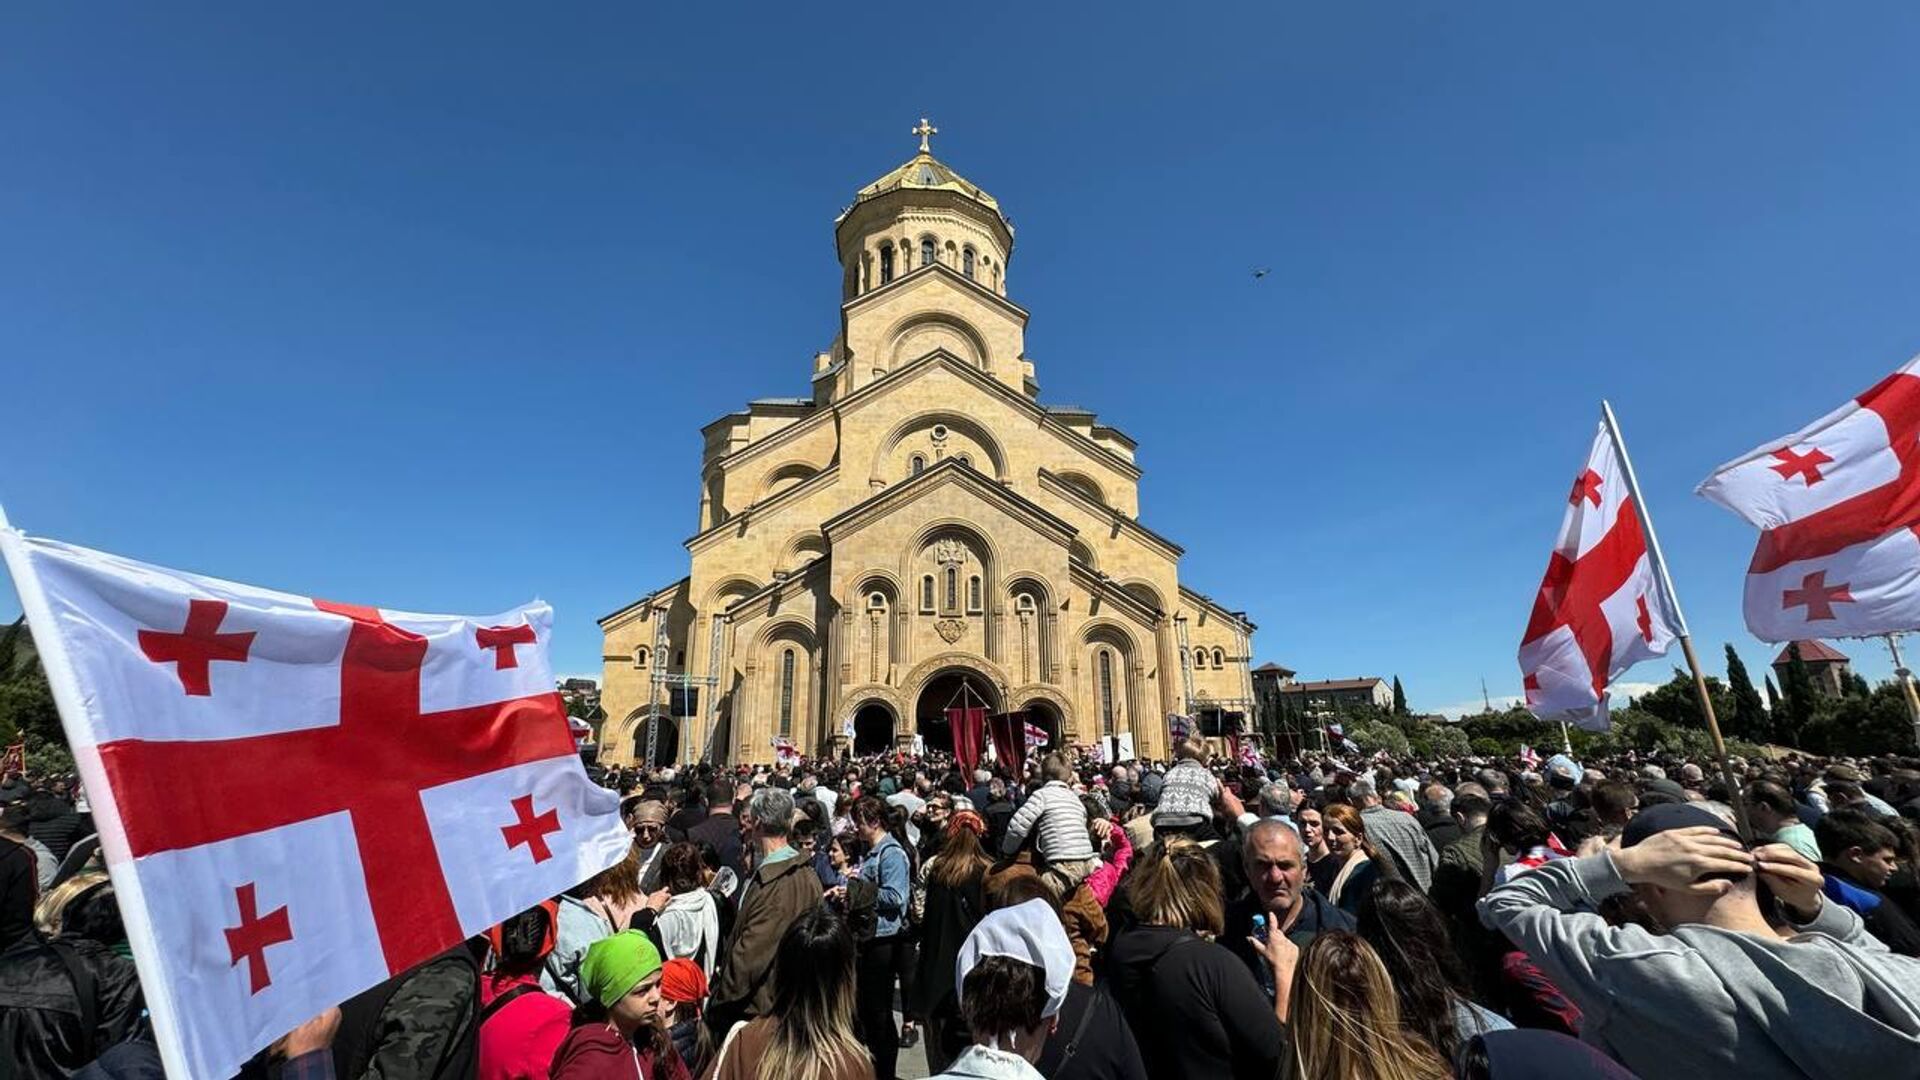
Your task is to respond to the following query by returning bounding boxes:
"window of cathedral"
[1015,592,1036,615]
[1098,649,1116,735]
[674,649,685,669]
[779,648,795,737]
[967,575,982,613]
[867,592,887,613]
[910,453,925,476]
[944,566,959,614]
[880,244,895,284]
[1213,647,1225,667]
[962,246,976,280]
[954,453,972,469]
[634,647,649,668]
[920,575,936,613]
[920,237,935,267]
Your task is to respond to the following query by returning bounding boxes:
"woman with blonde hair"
[1286,930,1451,1080]
[1322,803,1391,915]
[705,906,872,1080]
[1108,839,1285,1080]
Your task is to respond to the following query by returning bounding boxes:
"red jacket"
[478,972,572,1080]
[548,1020,691,1080]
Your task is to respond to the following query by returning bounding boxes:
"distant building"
[1281,676,1393,713]
[1771,640,1850,699]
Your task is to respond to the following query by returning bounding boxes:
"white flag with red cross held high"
[0,523,630,1080]
[1519,415,1682,730]
[1698,354,1920,642]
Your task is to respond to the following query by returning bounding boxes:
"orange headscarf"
[659,957,708,1006]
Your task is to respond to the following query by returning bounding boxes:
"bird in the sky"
[1251,267,1271,279]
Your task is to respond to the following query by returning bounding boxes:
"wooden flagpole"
[1602,401,1756,843]
[1882,633,1920,750]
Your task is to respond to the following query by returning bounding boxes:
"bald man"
[1224,818,1355,999]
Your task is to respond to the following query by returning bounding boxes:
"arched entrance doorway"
[914,669,1002,754]
[1022,701,1063,754]
[632,714,679,767]
[852,702,897,756]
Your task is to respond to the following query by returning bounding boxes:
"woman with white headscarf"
[928,899,1077,1080]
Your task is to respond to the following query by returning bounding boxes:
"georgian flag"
[1023,720,1049,747]
[1698,355,1920,641]
[1519,419,1680,730]
[0,527,629,1079]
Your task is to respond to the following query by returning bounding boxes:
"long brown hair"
[1125,839,1224,937]
[755,907,865,1080]
[928,819,992,890]
[1289,931,1450,1080]
[579,842,642,907]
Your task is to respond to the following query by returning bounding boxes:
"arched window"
[1213,647,1226,667]
[945,566,958,612]
[921,575,936,613]
[634,647,649,668]
[1015,592,1036,615]
[867,591,887,613]
[910,453,926,476]
[1192,650,1207,670]
[962,247,976,279]
[920,237,935,267]
[778,648,796,737]
[1098,649,1116,736]
[674,649,686,669]
[954,453,972,469]
[879,244,895,285]
[967,575,982,613]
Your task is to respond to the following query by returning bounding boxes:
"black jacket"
[1107,925,1285,1080]
[687,812,744,877]
[1418,805,1464,851]
[28,797,85,862]
[1035,979,1148,1080]
[0,935,145,1078]
[1222,886,1354,986]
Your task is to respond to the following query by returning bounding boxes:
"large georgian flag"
[1698,356,1920,642]
[1519,420,1681,729]
[0,528,630,1079]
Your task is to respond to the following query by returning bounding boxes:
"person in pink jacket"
[479,902,575,1080]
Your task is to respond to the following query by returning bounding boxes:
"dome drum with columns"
[599,122,1256,766]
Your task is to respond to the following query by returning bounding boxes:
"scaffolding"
[644,604,720,768]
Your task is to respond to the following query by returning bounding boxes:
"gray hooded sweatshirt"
[1479,852,1920,1079]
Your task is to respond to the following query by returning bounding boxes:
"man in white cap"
[931,899,1077,1080]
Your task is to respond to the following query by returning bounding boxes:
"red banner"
[1,742,22,777]
[947,706,987,776]
[986,711,1028,772]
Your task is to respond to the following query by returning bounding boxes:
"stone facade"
[598,133,1255,766]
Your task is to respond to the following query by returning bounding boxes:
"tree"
[1391,676,1409,716]
[0,618,72,775]
[1634,668,1734,732]
[1779,644,1819,749]
[1801,682,1914,755]
[1845,671,1873,699]
[1723,644,1770,743]
[1414,722,1471,758]
[1765,675,1782,718]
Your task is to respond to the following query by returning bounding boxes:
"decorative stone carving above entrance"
[935,617,966,643]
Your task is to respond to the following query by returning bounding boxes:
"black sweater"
[1107,925,1286,1080]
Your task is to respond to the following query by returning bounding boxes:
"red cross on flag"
[1698,355,1920,642]
[1519,412,1682,730]
[0,525,630,1080]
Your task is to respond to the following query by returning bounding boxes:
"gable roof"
[821,456,1077,548]
[1281,678,1385,694]
[1252,662,1296,676]
[1772,639,1849,665]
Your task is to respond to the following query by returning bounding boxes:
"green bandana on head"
[581,929,663,1008]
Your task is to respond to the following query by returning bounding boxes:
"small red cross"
[1568,469,1604,507]
[1635,595,1653,643]
[139,599,255,696]
[501,794,562,863]
[1781,570,1854,621]
[225,882,292,994]
[476,623,537,670]
[1769,446,1834,486]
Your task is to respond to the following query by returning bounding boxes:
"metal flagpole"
[1602,400,1754,842]
[1882,633,1920,750]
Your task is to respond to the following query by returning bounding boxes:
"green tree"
[1633,669,1734,732]
[1413,722,1471,758]
[1779,644,1818,749]
[0,618,72,775]
[1845,671,1873,699]
[1723,644,1770,743]
[1801,682,1913,755]
[1391,676,1409,716]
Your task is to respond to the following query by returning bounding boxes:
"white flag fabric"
[1698,355,1920,642]
[0,529,629,1079]
[1519,420,1680,730]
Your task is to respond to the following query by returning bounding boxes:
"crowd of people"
[6,739,1920,1078]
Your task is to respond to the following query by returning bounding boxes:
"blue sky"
[7,4,1920,717]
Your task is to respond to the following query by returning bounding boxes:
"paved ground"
[895,1012,931,1079]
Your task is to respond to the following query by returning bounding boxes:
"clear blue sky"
[7,4,1920,717]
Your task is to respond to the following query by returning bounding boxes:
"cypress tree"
[1724,644,1769,743]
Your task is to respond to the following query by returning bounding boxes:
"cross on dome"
[913,117,938,154]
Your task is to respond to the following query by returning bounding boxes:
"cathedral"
[597,123,1256,766]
